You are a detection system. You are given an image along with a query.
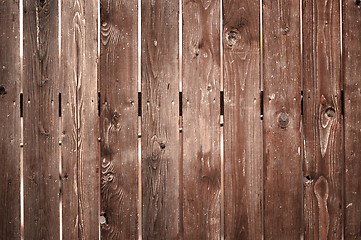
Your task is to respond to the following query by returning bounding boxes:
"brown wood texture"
[141,0,180,238]
[262,1,302,238]
[0,1,21,239]
[61,0,99,239]
[223,0,263,239]
[100,0,138,239]
[182,0,221,238]
[344,1,361,238]
[302,0,343,239]
[22,0,60,239]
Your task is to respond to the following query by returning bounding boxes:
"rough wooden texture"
[61,0,99,239]
[302,0,343,239]
[262,1,302,238]
[223,1,263,239]
[182,0,221,238]
[100,0,138,239]
[0,1,21,239]
[344,1,361,238]
[23,0,60,238]
[141,0,180,238]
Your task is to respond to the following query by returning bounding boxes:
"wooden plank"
[141,0,180,238]
[99,0,138,239]
[60,0,99,239]
[182,0,221,238]
[22,0,60,238]
[344,1,361,238]
[223,0,263,239]
[0,1,21,239]
[262,1,302,238]
[302,0,343,239]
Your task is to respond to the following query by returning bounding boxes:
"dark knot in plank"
[278,112,289,129]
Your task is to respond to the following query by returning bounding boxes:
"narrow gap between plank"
[220,91,224,119]
[339,0,345,237]
[301,90,304,115]
[299,0,305,238]
[19,0,24,238]
[59,106,63,240]
[259,1,265,238]
[20,93,23,118]
[137,0,142,238]
[219,0,225,239]
[98,92,101,116]
[97,1,101,239]
[260,90,264,120]
[178,0,184,237]
[58,1,63,238]
[58,93,62,117]
[259,0,263,91]
[138,92,142,117]
[137,118,142,240]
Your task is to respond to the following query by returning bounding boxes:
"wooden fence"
[1,0,361,239]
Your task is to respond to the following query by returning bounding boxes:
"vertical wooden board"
[99,0,138,239]
[262,1,302,238]
[0,1,21,239]
[23,0,60,239]
[60,1,78,239]
[61,0,99,239]
[302,0,343,239]
[223,1,262,239]
[182,0,221,238]
[344,1,361,238]
[141,0,180,238]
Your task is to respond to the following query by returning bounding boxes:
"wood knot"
[356,0,361,6]
[0,86,7,96]
[278,112,289,129]
[225,29,239,47]
[159,142,166,149]
[304,175,313,185]
[326,107,335,118]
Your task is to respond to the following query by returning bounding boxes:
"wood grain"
[100,0,138,239]
[23,0,60,238]
[61,0,99,239]
[182,0,221,238]
[0,1,21,239]
[302,0,343,238]
[223,1,263,239]
[262,0,302,238]
[343,0,361,238]
[141,0,180,238]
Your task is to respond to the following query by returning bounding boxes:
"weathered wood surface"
[61,0,99,239]
[223,0,263,239]
[0,1,21,239]
[302,0,343,239]
[22,0,60,238]
[182,0,221,238]
[100,0,138,239]
[344,1,361,238]
[141,0,180,238]
[262,0,302,238]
